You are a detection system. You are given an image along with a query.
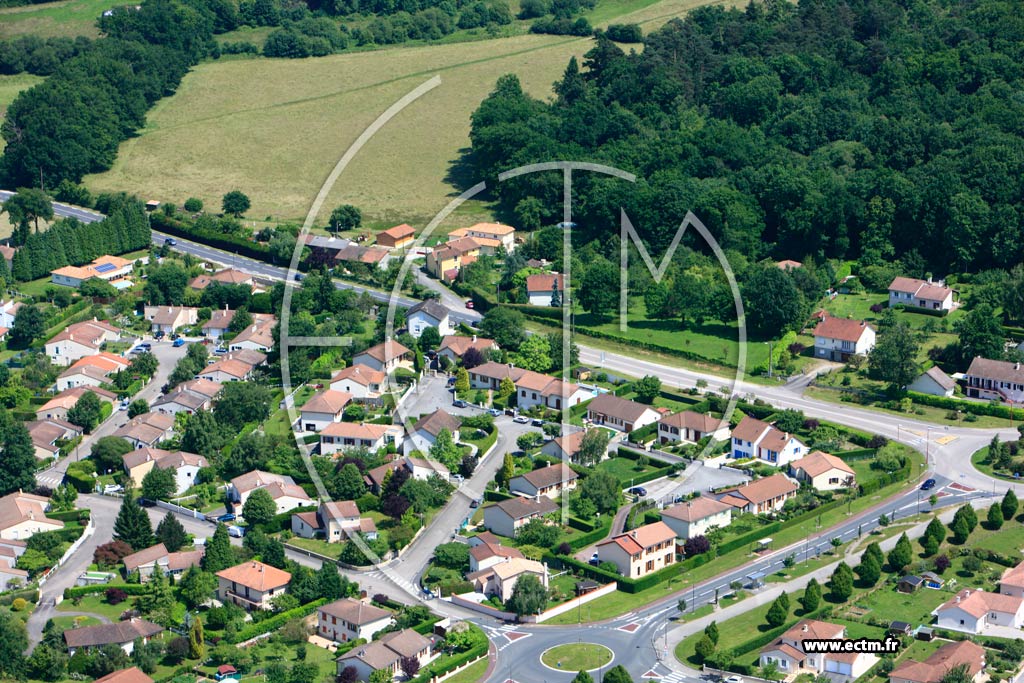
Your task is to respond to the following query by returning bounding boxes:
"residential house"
[407,408,461,454]
[406,299,453,338]
[933,589,1024,633]
[660,497,733,540]
[586,393,660,433]
[964,357,1024,403]
[1000,560,1024,598]
[299,389,353,432]
[317,598,393,644]
[151,378,222,415]
[114,412,176,450]
[890,640,986,683]
[320,422,402,456]
[0,538,28,591]
[122,448,208,494]
[122,543,203,580]
[304,234,351,264]
[730,415,806,466]
[509,463,578,499]
[55,352,131,391]
[336,629,435,682]
[403,456,450,482]
[813,316,876,362]
[51,255,134,288]
[202,309,236,340]
[0,491,64,540]
[330,364,387,403]
[760,620,877,681]
[216,561,291,611]
[189,268,254,290]
[95,668,154,683]
[363,462,402,495]
[426,237,480,282]
[36,386,116,421]
[334,244,390,270]
[229,470,313,514]
[515,371,590,412]
[197,358,255,383]
[0,300,21,329]
[437,335,496,364]
[908,367,957,398]
[468,534,525,573]
[353,340,412,374]
[375,224,416,250]
[228,316,277,353]
[468,361,525,391]
[789,451,856,491]
[45,319,122,366]
[143,306,198,334]
[64,618,163,655]
[291,500,377,542]
[26,419,83,460]
[658,411,730,445]
[717,474,799,515]
[526,273,565,306]
[467,557,549,602]
[888,277,955,311]
[224,348,267,367]
[596,521,677,579]
[540,431,599,464]
[447,222,516,253]
[483,497,558,538]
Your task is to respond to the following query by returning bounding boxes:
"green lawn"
[596,455,665,485]
[804,386,1017,430]
[541,643,613,672]
[285,536,344,559]
[57,594,131,621]
[50,615,104,630]
[443,658,489,683]
[0,0,121,38]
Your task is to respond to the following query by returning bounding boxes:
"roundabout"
[540,643,615,673]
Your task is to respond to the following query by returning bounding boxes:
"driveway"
[645,460,751,506]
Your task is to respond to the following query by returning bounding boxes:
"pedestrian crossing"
[36,470,65,489]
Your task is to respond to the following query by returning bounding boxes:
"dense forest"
[467,0,1024,275]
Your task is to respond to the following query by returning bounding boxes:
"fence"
[154,499,209,521]
[522,581,618,623]
[38,516,96,588]
[449,594,517,621]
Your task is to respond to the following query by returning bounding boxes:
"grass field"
[83,0,735,228]
[0,0,118,38]
[443,658,489,683]
[541,643,613,671]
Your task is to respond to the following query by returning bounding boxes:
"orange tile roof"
[661,496,733,522]
[216,561,291,591]
[813,316,873,343]
[301,389,352,415]
[790,451,855,478]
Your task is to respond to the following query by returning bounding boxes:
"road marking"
[618,622,641,632]
[935,435,958,445]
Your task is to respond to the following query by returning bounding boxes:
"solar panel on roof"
[93,263,116,273]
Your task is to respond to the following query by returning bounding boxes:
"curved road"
[7,193,1022,681]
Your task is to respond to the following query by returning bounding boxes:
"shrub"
[11,598,27,611]
[105,588,128,605]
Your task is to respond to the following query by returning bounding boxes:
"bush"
[105,588,128,605]
[228,599,328,644]
[604,23,642,42]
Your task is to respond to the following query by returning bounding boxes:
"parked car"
[154,330,166,340]
[172,337,186,347]
[921,478,937,491]
[213,347,228,355]
[138,342,151,351]
[531,418,544,427]
[470,499,481,509]
[453,399,468,408]
[588,553,600,566]
[216,513,236,523]
[513,415,530,424]
[627,486,648,497]
[103,484,124,494]
[446,377,456,387]
[488,408,502,416]
[227,525,244,538]
[724,676,744,683]
[118,399,130,411]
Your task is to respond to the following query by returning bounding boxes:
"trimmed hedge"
[65,584,149,599]
[410,624,489,683]
[908,391,1019,420]
[229,598,328,643]
[48,509,91,522]
[837,449,878,461]
[151,213,279,265]
[484,490,513,503]
[565,516,614,551]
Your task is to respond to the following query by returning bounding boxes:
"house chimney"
[802,624,808,632]
[472,335,477,343]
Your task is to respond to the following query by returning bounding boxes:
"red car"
[465,300,474,309]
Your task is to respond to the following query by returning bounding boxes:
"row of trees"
[0,35,93,77]
[8,195,150,281]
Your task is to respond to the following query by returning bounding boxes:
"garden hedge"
[228,598,328,643]
[65,584,150,599]
[908,391,1020,420]
[410,624,489,683]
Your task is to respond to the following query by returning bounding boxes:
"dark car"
[470,499,481,509]
[216,513,236,523]
[164,237,176,246]
[627,486,648,497]
[453,399,468,408]
[154,330,166,340]
[921,478,937,491]
[531,418,544,427]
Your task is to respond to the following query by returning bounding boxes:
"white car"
[227,525,245,538]
[512,415,530,424]
[103,484,124,494]
[724,676,744,683]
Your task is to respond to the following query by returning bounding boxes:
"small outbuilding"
[898,575,923,593]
